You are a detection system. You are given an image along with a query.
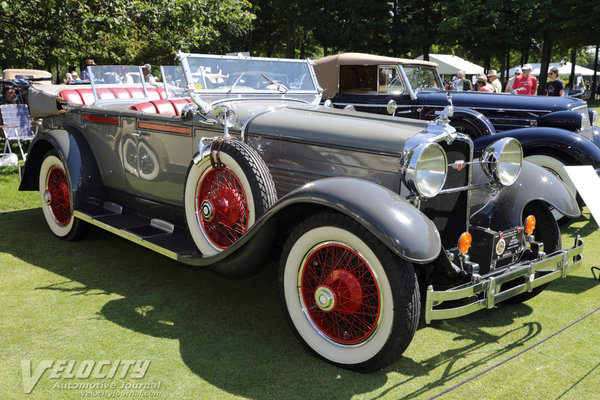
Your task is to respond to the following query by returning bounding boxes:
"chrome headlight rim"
[480,137,523,186]
[404,142,448,198]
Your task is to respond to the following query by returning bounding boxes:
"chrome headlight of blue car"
[404,142,448,198]
[480,137,523,186]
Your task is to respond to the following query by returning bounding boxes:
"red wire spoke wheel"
[300,242,381,344]
[197,166,249,249]
[185,140,277,257]
[39,151,89,240]
[46,166,72,225]
[280,212,420,372]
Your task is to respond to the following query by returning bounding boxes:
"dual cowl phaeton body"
[20,53,583,372]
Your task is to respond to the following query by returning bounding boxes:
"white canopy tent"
[506,62,597,77]
[415,54,484,76]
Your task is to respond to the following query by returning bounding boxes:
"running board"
[74,201,203,263]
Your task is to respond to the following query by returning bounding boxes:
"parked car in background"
[313,53,600,203]
[20,52,583,372]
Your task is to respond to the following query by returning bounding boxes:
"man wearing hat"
[512,64,537,95]
[142,64,157,84]
[487,70,502,93]
[80,59,96,81]
[505,68,522,94]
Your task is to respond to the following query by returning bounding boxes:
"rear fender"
[470,161,580,230]
[19,127,104,208]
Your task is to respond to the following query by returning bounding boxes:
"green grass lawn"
[1,165,599,400]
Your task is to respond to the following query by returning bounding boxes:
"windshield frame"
[399,64,443,100]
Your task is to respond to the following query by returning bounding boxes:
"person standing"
[487,70,502,93]
[512,64,537,95]
[80,59,96,81]
[453,70,473,91]
[142,64,158,84]
[476,74,494,92]
[505,68,522,93]
[546,67,564,96]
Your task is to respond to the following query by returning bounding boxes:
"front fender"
[473,127,600,167]
[470,160,580,230]
[207,178,442,275]
[18,127,104,209]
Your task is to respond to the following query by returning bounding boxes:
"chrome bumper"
[425,236,584,323]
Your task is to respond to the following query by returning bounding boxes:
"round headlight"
[405,143,448,198]
[480,137,523,186]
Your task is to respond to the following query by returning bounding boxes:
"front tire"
[279,212,420,372]
[503,202,561,304]
[39,151,89,241]
[184,139,277,257]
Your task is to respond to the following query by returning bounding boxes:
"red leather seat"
[129,102,158,113]
[151,100,177,116]
[146,88,161,100]
[170,99,193,116]
[59,90,84,105]
[111,88,132,99]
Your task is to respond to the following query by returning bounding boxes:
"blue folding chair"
[1,104,38,160]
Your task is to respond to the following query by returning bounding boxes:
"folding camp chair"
[0,104,38,160]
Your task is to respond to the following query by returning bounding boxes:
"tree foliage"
[0,0,597,86]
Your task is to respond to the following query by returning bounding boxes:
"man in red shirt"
[512,64,538,95]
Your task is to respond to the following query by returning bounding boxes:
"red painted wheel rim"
[47,166,72,225]
[197,167,249,249]
[300,243,381,344]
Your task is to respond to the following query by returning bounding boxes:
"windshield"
[402,65,443,92]
[179,54,319,94]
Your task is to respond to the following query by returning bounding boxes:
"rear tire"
[279,212,420,372]
[39,151,89,241]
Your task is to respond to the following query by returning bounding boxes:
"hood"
[418,90,586,112]
[237,102,430,155]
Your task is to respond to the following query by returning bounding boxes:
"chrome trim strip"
[424,236,584,323]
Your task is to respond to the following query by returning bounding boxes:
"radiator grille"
[419,139,471,249]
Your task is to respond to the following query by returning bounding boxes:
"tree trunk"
[593,44,599,100]
[285,7,296,58]
[422,43,430,61]
[538,33,552,95]
[569,49,577,88]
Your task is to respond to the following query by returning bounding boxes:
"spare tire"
[184,139,277,256]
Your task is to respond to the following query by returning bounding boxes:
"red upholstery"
[58,87,188,114]
[129,102,158,113]
[151,100,177,116]
[171,99,193,115]
[111,88,132,99]
[59,90,84,104]
[146,88,161,100]
[128,87,146,99]
[78,89,95,105]
[96,88,116,100]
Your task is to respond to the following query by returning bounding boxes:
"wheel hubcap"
[314,286,336,312]
[201,200,214,221]
[43,190,52,205]
[300,242,381,344]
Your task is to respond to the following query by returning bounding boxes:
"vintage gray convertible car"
[20,53,583,372]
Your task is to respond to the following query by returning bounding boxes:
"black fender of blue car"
[19,127,105,209]
[473,127,600,168]
[469,160,580,230]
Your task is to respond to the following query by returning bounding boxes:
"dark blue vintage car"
[314,53,600,201]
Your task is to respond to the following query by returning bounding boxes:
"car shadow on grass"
[0,207,587,399]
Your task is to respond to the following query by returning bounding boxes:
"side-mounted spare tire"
[184,139,277,257]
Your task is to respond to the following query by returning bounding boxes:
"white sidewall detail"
[184,151,256,257]
[39,155,74,237]
[282,226,394,366]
